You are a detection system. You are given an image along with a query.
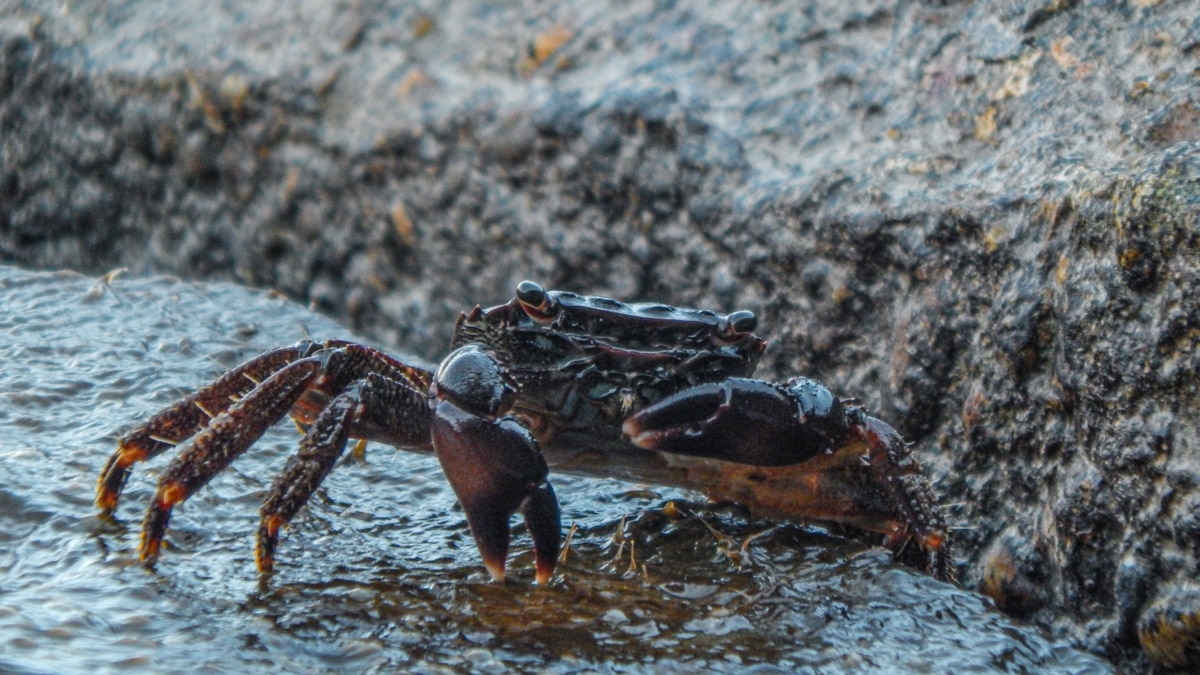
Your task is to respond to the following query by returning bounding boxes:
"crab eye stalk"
[516,280,558,321]
[719,310,757,338]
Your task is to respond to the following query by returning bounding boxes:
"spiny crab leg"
[843,415,951,581]
[623,377,954,582]
[96,341,329,513]
[103,340,435,569]
[257,373,432,572]
[140,358,324,565]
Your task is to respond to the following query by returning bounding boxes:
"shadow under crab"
[97,281,952,583]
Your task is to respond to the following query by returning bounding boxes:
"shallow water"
[0,266,1111,673]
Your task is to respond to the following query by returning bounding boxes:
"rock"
[1,0,1197,669]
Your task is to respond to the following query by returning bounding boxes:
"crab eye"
[720,310,757,338]
[516,280,557,321]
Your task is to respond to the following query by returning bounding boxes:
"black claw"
[623,378,836,466]
[431,398,559,582]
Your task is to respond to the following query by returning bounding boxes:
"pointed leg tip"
[95,490,119,513]
[139,483,183,570]
[97,445,145,511]
[139,540,161,568]
[254,539,277,574]
[255,514,283,574]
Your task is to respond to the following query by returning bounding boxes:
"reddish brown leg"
[859,416,953,582]
[97,342,327,512]
[256,374,434,572]
[140,358,325,565]
[131,341,436,568]
[98,340,431,514]
[255,387,359,573]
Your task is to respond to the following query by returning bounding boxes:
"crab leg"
[140,357,325,564]
[97,341,329,513]
[256,373,433,572]
[859,416,952,581]
[135,344,435,567]
[254,385,359,573]
[98,340,431,515]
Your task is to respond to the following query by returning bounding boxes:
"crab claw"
[624,377,953,582]
[431,346,561,584]
[622,377,849,466]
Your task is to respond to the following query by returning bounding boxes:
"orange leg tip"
[263,513,284,536]
[139,540,161,566]
[95,491,119,512]
[256,514,285,573]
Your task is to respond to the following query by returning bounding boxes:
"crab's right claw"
[430,346,561,584]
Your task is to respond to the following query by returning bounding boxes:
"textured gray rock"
[2,0,1198,669]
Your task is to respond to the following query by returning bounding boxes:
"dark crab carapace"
[96,281,952,583]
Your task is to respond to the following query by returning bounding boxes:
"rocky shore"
[3,0,1198,669]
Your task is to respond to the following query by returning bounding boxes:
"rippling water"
[0,266,1111,673]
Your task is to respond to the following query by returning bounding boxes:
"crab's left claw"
[624,377,954,582]
[430,346,561,584]
[622,378,849,466]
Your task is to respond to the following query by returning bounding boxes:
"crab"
[96,281,952,583]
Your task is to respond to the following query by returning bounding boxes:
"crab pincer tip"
[483,557,507,583]
[535,559,554,586]
[620,416,663,450]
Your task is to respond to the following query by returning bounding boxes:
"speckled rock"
[2,0,1198,670]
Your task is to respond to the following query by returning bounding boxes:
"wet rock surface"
[1,0,1198,670]
[0,266,1113,672]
